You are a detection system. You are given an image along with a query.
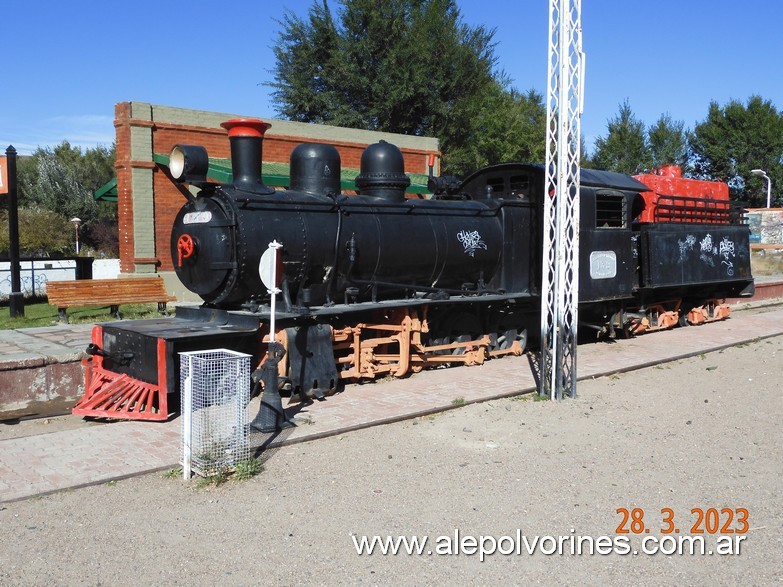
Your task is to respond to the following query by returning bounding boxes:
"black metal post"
[6,146,24,317]
[250,342,294,433]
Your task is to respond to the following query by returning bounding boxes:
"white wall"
[0,258,120,299]
[92,259,121,279]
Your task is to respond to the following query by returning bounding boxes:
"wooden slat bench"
[46,277,176,323]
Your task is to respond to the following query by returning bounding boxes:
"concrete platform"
[0,324,93,419]
[1,305,783,504]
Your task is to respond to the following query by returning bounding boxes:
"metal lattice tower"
[540,0,584,400]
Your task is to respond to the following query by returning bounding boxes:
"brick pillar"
[114,103,135,274]
[115,102,160,274]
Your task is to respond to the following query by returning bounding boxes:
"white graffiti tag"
[678,234,696,261]
[699,233,715,266]
[720,236,736,276]
[457,230,487,257]
[719,237,735,259]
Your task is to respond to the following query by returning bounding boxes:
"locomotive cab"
[458,163,543,294]
[577,169,649,304]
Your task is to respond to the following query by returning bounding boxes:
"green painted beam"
[93,177,117,202]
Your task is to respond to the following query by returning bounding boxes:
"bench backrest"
[46,277,172,304]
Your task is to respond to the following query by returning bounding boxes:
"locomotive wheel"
[492,327,527,352]
[488,309,529,351]
[428,310,483,356]
[678,303,692,327]
[619,323,635,339]
[449,313,483,356]
[449,334,473,355]
[510,328,528,353]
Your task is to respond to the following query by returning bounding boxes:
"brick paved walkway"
[1,308,782,503]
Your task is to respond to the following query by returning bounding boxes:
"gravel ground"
[1,336,782,586]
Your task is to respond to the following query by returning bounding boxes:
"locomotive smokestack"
[220,118,274,193]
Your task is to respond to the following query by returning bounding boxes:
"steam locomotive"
[74,118,754,423]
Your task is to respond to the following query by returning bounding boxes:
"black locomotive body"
[74,119,754,421]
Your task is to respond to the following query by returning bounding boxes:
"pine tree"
[648,114,688,169]
[589,100,651,174]
[690,95,783,205]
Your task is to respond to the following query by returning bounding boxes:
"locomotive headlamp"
[169,145,209,183]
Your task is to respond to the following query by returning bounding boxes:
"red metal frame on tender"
[634,166,733,224]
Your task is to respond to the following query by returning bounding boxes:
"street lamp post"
[70,217,82,254]
[751,169,772,208]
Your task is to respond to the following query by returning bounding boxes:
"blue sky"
[1,1,781,158]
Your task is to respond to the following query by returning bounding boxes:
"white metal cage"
[180,349,252,478]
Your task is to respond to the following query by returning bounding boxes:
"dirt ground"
[752,248,783,276]
[1,336,782,586]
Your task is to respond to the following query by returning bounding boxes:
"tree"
[0,208,72,256]
[690,95,783,206]
[588,100,651,174]
[17,142,117,254]
[648,113,688,169]
[271,0,344,125]
[28,146,97,221]
[270,0,538,175]
[451,84,546,172]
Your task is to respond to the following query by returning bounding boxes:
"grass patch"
[163,467,183,479]
[451,397,465,406]
[0,301,173,330]
[234,459,264,481]
[174,459,263,487]
[194,468,231,489]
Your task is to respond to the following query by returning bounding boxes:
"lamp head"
[169,145,209,183]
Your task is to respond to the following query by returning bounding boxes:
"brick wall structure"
[114,102,440,300]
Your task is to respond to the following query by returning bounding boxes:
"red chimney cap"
[220,118,272,138]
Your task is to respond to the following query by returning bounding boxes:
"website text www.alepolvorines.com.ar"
[351,529,747,561]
